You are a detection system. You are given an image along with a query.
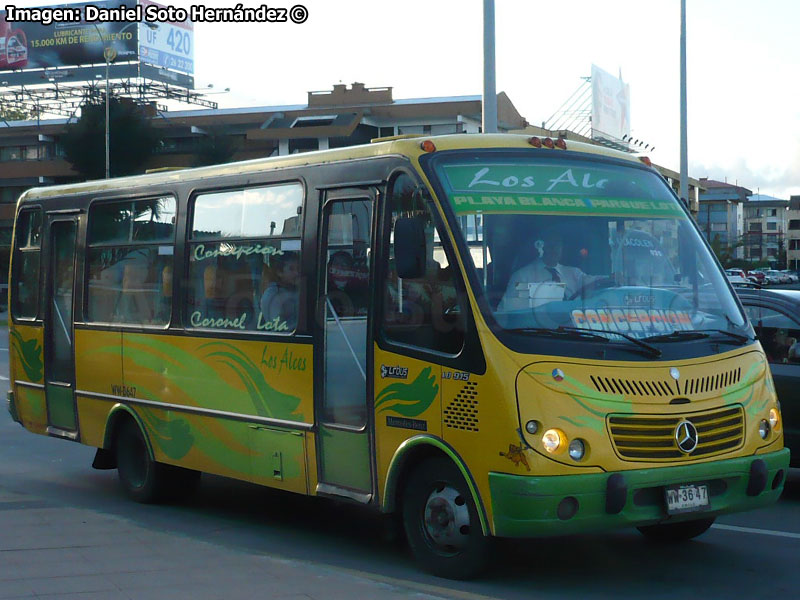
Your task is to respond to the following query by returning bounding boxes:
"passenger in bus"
[260,252,299,330]
[201,264,228,319]
[327,251,368,318]
[500,229,596,310]
[485,215,530,308]
[116,261,153,323]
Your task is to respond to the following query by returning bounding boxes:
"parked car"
[726,268,760,286]
[750,269,774,285]
[736,288,800,465]
[766,270,790,285]
[726,272,754,287]
[747,270,767,285]
[780,270,799,284]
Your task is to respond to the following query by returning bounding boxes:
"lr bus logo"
[380,365,408,379]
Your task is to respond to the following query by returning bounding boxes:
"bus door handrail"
[53,295,71,345]
[326,296,366,382]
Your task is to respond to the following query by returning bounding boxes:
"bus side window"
[11,208,42,319]
[380,173,465,355]
[188,183,303,333]
[86,197,176,326]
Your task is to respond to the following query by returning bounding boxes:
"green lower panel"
[490,448,790,537]
[46,384,77,430]
[319,425,371,491]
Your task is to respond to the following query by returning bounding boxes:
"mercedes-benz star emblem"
[674,420,699,454]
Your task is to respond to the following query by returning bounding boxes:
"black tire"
[115,419,169,503]
[402,457,492,580]
[637,517,715,542]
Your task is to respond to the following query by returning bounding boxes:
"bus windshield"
[427,152,747,342]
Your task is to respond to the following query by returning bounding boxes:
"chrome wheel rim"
[423,483,471,553]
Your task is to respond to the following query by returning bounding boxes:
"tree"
[192,129,239,167]
[0,106,33,121]
[710,234,745,268]
[61,98,161,181]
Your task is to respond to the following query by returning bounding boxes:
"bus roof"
[17,133,644,204]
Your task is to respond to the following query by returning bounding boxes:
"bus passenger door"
[43,217,79,438]
[315,191,376,500]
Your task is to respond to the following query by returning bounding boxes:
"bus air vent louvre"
[607,406,744,461]
[679,368,741,395]
[590,367,741,398]
[443,382,479,432]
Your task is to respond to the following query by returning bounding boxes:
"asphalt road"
[1,327,799,599]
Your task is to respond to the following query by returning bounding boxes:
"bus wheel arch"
[111,409,166,503]
[383,437,492,578]
[399,453,493,579]
[103,406,200,503]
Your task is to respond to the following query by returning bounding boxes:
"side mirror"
[394,216,426,280]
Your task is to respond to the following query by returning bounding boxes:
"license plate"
[664,484,709,514]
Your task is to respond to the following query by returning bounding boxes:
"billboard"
[137,0,194,74]
[0,0,193,86]
[0,1,139,71]
[591,64,631,141]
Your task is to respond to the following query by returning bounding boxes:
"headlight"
[568,439,586,461]
[769,408,781,431]
[758,419,771,440]
[542,428,566,454]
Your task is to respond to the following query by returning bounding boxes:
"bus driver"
[500,229,597,310]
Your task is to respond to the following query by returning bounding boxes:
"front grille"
[608,406,744,461]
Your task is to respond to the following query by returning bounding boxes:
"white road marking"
[713,523,800,540]
[0,375,8,381]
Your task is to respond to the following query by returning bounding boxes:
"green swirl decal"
[10,330,43,383]
[375,367,439,417]
[201,342,302,421]
[140,407,194,460]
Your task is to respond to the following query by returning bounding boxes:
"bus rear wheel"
[637,517,715,542]
[115,419,169,503]
[402,457,491,580]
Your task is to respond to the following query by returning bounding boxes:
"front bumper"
[489,448,790,537]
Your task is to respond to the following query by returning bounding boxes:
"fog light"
[769,408,781,431]
[525,420,539,435]
[568,439,585,461]
[542,428,566,454]
[758,419,770,439]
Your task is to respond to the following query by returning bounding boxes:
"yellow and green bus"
[7,134,789,579]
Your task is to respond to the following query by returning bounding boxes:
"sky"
[8,0,800,199]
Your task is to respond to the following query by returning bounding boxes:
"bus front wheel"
[637,517,715,542]
[115,419,169,503]
[402,457,491,580]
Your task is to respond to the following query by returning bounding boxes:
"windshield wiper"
[507,326,661,358]
[558,326,662,358]
[643,329,751,345]
[642,330,710,343]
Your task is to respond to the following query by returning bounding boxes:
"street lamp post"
[91,23,115,179]
[104,47,111,179]
[91,21,156,179]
